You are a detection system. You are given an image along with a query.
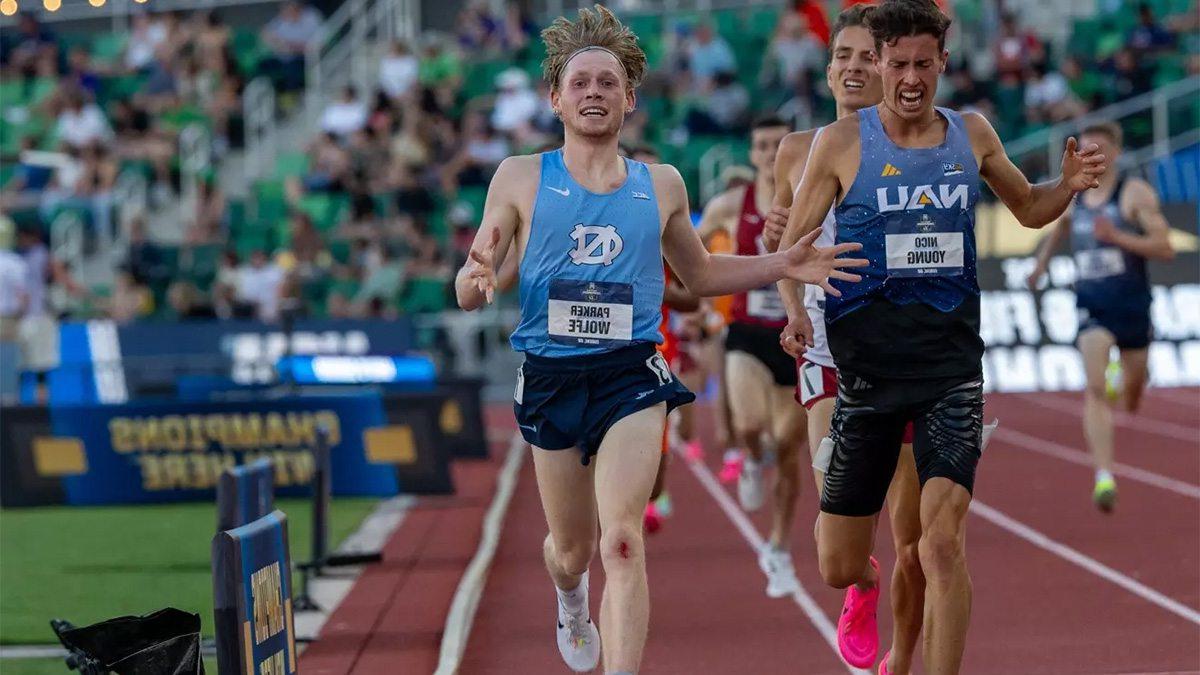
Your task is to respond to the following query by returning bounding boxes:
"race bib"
[747,287,788,320]
[548,279,634,346]
[1074,248,1125,280]
[885,215,964,278]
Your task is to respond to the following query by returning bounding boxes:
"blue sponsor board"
[45,319,417,404]
[212,510,297,675]
[48,394,398,505]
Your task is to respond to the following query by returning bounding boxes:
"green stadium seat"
[26,77,56,107]
[274,152,310,178]
[91,33,127,66]
[401,277,450,314]
[624,14,662,41]
[712,8,741,39]
[297,193,348,232]
[160,105,211,132]
[746,8,779,39]
[463,59,514,100]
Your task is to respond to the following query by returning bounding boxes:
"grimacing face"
[750,125,789,175]
[876,33,947,121]
[551,49,635,140]
[827,25,881,111]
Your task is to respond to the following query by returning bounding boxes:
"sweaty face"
[876,34,947,121]
[552,50,634,141]
[750,125,789,175]
[827,25,881,111]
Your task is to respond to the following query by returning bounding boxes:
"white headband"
[562,45,628,77]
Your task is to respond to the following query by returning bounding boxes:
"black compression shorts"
[820,372,985,517]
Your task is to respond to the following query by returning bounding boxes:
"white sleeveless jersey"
[796,126,836,368]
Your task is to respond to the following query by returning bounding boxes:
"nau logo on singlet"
[569,224,624,266]
[876,184,969,213]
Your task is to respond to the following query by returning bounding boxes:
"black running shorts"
[820,372,985,517]
[724,321,798,386]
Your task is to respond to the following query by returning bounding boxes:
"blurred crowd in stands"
[0,0,1196,335]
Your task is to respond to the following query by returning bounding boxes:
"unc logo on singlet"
[877,184,968,278]
[569,224,624,265]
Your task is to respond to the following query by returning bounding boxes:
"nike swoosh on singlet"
[548,186,571,197]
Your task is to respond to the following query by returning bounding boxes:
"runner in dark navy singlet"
[1027,122,1175,513]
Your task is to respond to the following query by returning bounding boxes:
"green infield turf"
[0,497,380,645]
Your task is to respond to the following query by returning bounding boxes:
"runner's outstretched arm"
[455,157,524,310]
[655,164,865,298]
[966,113,1108,229]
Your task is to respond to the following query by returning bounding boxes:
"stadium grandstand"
[0,0,1197,672]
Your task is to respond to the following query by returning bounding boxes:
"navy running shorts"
[1078,306,1152,350]
[514,342,696,465]
[820,372,985,518]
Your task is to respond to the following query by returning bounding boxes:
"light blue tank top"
[510,150,665,357]
[826,106,981,322]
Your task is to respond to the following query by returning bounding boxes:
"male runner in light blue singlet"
[454,6,867,673]
[1027,121,1175,512]
[774,1,1107,672]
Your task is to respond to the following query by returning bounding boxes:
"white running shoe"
[555,573,601,672]
[738,458,765,512]
[758,544,801,598]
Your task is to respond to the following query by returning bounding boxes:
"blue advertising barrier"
[212,510,297,675]
[47,394,398,505]
[216,459,276,531]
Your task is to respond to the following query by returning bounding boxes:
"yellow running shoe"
[1093,476,1118,513]
[1105,361,1122,402]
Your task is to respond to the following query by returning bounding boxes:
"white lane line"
[993,427,1200,500]
[435,432,527,675]
[1015,393,1199,444]
[680,451,870,675]
[970,500,1200,626]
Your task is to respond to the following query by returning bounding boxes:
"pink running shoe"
[718,449,743,484]
[643,502,662,535]
[684,440,704,462]
[837,556,880,669]
[878,650,891,675]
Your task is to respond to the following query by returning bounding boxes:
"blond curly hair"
[541,4,647,92]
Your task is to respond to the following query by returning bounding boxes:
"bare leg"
[593,403,666,673]
[918,478,972,675]
[1119,347,1149,414]
[884,443,925,675]
[532,446,598,592]
[768,385,806,548]
[1078,328,1117,474]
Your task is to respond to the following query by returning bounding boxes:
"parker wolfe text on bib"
[547,278,635,346]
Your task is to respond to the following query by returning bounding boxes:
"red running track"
[305,389,1200,674]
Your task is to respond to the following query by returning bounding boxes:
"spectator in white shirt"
[760,13,824,98]
[262,0,322,91]
[0,217,29,401]
[490,68,541,138]
[237,250,285,322]
[379,41,420,102]
[124,12,167,73]
[55,90,113,150]
[321,86,369,139]
[686,23,736,91]
[1024,62,1085,124]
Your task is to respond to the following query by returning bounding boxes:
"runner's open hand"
[467,227,501,304]
[1061,137,1107,192]
[781,228,866,297]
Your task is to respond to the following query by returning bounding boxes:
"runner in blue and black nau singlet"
[696,116,807,599]
[769,8,925,672]
[1027,122,1175,514]
[774,1,1107,672]
[454,7,867,673]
